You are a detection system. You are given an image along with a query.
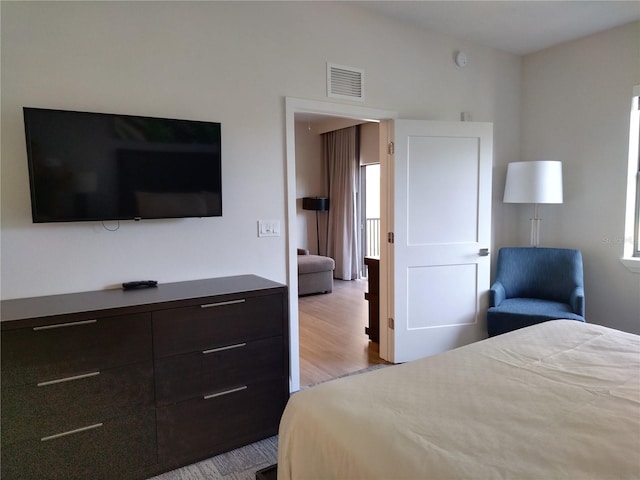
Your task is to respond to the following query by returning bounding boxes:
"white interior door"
[381,120,493,363]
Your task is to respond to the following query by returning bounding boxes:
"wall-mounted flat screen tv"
[23,107,222,223]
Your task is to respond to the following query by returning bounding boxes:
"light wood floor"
[298,278,390,387]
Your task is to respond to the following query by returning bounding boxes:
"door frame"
[285,97,397,392]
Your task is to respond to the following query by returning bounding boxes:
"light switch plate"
[258,220,280,237]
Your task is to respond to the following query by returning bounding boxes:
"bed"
[278,320,640,479]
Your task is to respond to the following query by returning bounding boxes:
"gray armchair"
[487,247,585,336]
[297,248,335,296]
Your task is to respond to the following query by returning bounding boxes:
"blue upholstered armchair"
[487,247,585,337]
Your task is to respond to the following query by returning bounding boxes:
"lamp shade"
[302,197,330,211]
[503,161,563,204]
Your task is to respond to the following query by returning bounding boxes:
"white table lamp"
[503,160,563,246]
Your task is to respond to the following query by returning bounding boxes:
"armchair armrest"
[489,281,506,307]
[570,286,585,316]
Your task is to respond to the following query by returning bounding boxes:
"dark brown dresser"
[1,275,289,480]
[364,256,380,343]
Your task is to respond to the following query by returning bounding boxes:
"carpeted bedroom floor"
[148,435,278,480]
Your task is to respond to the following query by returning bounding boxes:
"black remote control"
[122,280,158,290]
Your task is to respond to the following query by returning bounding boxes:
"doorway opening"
[286,98,397,391]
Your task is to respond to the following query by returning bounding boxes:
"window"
[635,138,640,257]
[622,85,640,272]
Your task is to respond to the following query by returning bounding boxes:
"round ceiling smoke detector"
[455,51,468,68]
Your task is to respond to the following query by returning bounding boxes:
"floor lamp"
[503,161,563,247]
[302,197,330,255]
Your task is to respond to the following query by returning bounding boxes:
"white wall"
[360,122,381,166]
[1,1,522,300]
[519,21,640,334]
[294,120,324,254]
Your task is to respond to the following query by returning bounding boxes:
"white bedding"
[278,320,640,479]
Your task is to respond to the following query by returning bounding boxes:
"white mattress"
[278,320,640,479]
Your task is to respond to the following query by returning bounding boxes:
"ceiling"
[356,1,640,56]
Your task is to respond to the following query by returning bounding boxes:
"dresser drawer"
[1,361,154,445]
[157,377,286,463]
[0,407,157,480]
[153,293,284,358]
[1,312,152,386]
[155,336,284,405]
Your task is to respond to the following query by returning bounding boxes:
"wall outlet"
[258,220,280,237]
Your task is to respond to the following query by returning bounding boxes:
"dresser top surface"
[1,275,285,325]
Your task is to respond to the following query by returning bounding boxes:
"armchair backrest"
[495,247,583,303]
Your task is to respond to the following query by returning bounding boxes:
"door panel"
[407,264,478,328]
[382,120,492,363]
[407,136,479,245]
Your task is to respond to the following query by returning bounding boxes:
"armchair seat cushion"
[488,298,585,337]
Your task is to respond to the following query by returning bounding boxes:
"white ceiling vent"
[327,63,364,102]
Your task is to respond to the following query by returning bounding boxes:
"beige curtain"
[323,126,360,280]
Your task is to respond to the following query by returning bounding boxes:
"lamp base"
[315,210,320,255]
[530,204,541,247]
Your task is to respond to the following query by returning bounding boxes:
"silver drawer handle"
[41,422,103,442]
[203,385,247,400]
[37,371,100,387]
[200,299,245,309]
[33,319,97,331]
[202,343,246,355]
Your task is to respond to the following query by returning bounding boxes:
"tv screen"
[23,107,222,223]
